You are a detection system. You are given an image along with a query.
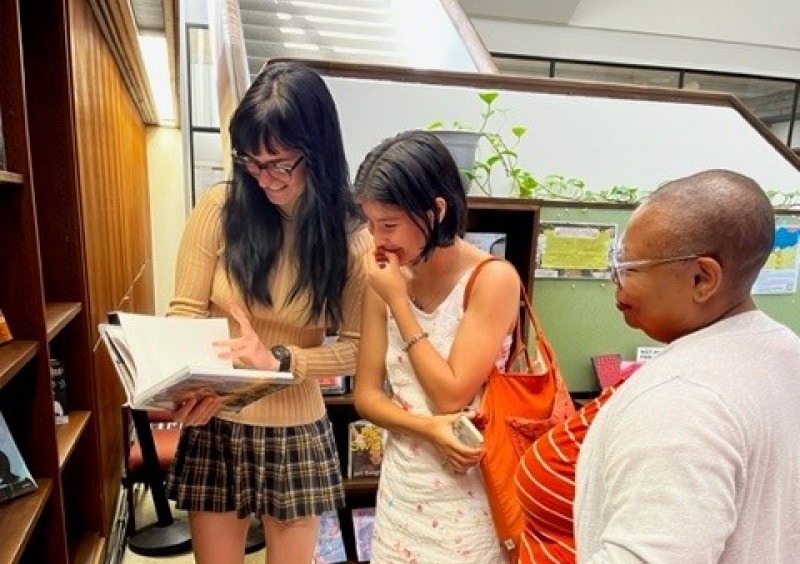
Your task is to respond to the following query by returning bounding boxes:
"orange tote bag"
[465,258,575,558]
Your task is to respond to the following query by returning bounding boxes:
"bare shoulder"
[469,255,520,296]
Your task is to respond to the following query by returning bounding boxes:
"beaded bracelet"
[403,331,429,352]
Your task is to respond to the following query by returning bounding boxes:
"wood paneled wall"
[68,0,154,531]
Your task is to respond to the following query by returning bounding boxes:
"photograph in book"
[347,420,384,479]
[98,312,298,413]
[351,507,376,562]
[0,412,38,504]
[312,510,347,564]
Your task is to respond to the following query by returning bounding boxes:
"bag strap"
[463,257,549,375]
[463,257,502,309]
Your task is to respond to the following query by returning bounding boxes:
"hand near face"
[364,248,409,309]
[214,303,279,371]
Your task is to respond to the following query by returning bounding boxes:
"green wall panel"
[532,206,800,393]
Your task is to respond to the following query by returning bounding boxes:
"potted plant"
[429,91,539,197]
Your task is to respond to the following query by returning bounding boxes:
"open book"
[99,312,297,413]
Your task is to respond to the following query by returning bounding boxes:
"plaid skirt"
[165,415,345,521]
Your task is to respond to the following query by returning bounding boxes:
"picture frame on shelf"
[50,359,69,425]
[347,420,384,479]
[312,510,347,564]
[0,411,38,504]
[351,507,376,562]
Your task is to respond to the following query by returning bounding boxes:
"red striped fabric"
[515,386,617,563]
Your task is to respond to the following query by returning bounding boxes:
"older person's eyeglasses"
[610,248,701,287]
[231,151,304,182]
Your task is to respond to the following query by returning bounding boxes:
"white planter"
[430,130,483,170]
[430,130,483,193]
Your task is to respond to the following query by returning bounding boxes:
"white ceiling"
[459,0,800,51]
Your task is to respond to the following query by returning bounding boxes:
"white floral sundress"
[369,267,509,564]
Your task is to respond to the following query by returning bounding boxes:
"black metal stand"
[127,409,193,557]
[245,520,266,554]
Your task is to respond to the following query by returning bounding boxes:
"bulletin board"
[533,205,800,393]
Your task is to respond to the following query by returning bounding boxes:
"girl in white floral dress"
[353,130,520,563]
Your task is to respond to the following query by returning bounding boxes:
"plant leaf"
[479,91,499,105]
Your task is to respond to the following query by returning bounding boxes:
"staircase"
[236,0,490,82]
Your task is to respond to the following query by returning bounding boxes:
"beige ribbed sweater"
[168,184,372,426]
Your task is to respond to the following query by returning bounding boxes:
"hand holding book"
[99,310,298,417]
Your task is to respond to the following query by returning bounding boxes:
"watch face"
[271,345,291,371]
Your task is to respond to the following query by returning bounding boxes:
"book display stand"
[125,408,192,557]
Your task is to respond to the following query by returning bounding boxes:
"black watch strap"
[270,345,292,372]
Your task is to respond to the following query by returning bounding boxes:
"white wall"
[463,0,800,80]
[326,76,800,195]
[470,19,800,81]
[147,126,186,314]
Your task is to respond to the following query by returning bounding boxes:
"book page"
[98,324,137,402]
[116,313,232,393]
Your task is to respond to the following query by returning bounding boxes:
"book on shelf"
[0,411,38,504]
[98,312,298,414]
[0,308,12,345]
[351,507,376,562]
[319,375,349,395]
[312,510,347,564]
[50,358,69,424]
[464,232,507,258]
[0,107,6,170]
[347,419,384,479]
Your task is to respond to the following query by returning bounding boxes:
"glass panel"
[188,26,218,129]
[493,56,551,78]
[555,62,680,88]
[192,130,226,205]
[684,72,796,145]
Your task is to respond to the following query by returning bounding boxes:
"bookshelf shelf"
[0,170,24,184]
[323,392,355,406]
[72,532,105,564]
[56,410,91,469]
[0,341,38,390]
[44,302,81,342]
[343,476,380,496]
[0,478,52,564]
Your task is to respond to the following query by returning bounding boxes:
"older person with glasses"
[575,169,800,563]
[165,61,371,564]
[609,250,703,288]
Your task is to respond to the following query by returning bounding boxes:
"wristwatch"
[270,345,292,372]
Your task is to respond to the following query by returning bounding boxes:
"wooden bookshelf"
[0,479,53,564]
[323,392,355,406]
[45,302,82,342]
[56,410,91,469]
[72,532,105,564]
[1,0,154,560]
[0,170,24,184]
[0,341,38,390]
[343,476,380,496]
